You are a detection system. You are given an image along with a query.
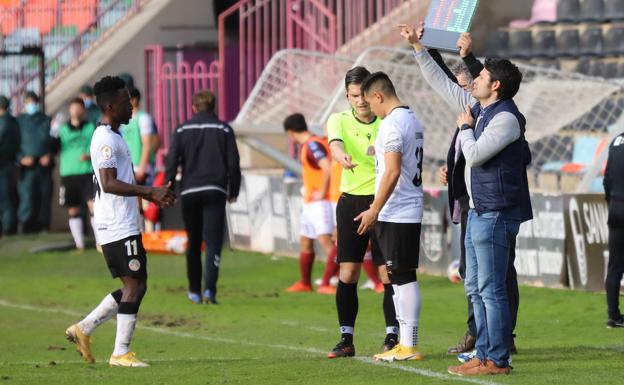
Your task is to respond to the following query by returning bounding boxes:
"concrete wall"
[87,0,217,96]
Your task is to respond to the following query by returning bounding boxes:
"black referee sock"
[336,281,358,344]
[383,284,399,335]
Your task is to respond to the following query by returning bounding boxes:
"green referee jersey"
[327,109,380,196]
[58,121,95,177]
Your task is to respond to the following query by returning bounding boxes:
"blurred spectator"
[0,95,20,236]
[52,98,98,250]
[78,85,101,126]
[120,87,154,185]
[17,91,53,233]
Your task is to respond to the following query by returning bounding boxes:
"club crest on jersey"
[101,145,113,160]
[128,258,141,271]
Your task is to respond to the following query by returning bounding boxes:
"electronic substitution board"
[420,0,480,52]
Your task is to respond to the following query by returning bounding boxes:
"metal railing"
[0,0,140,111]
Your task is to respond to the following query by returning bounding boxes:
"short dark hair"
[69,97,85,108]
[79,85,94,96]
[23,91,39,103]
[128,87,141,101]
[93,76,126,111]
[484,58,523,100]
[360,71,397,97]
[283,113,307,133]
[192,90,216,112]
[344,66,371,89]
[0,95,9,110]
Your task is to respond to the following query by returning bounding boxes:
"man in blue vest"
[400,25,532,376]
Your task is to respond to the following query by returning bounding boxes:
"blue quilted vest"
[470,99,533,222]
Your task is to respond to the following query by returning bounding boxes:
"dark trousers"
[181,190,226,297]
[0,164,17,235]
[17,165,52,232]
[606,201,624,320]
[459,202,519,339]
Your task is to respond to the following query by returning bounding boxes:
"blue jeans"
[464,208,520,367]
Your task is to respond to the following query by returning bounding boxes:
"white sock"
[113,313,137,356]
[90,216,99,246]
[78,294,118,336]
[397,281,421,347]
[69,217,84,249]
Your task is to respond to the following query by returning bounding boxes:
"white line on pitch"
[0,299,501,385]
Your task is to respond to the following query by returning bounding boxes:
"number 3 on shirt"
[125,239,138,256]
[412,145,424,187]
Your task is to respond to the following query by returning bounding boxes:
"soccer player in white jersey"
[65,76,176,367]
[355,72,425,361]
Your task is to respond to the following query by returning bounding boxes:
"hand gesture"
[456,33,473,58]
[354,207,378,235]
[148,181,177,208]
[439,165,448,186]
[339,154,358,171]
[398,23,422,47]
[456,105,475,129]
[20,156,34,167]
[39,154,51,167]
[416,20,425,41]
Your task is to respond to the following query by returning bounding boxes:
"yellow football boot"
[373,344,423,362]
[65,324,95,364]
[109,351,149,367]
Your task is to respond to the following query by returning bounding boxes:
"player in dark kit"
[65,76,176,367]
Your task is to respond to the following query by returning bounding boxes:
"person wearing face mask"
[79,85,101,126]
[17,91,53,233]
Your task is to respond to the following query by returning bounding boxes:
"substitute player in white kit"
[65,76,176,367]
[355,72,425,361]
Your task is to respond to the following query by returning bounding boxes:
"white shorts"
[300,200,334,239]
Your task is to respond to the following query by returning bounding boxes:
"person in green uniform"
[79,85,101,126]
[325,67,399,359]
[54,98,98,250]
[17,91,53,233]
[120,88,154,185]
[0,95,20,236]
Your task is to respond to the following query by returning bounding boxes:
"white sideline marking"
[280,320,329,333]
[0,300,500,385]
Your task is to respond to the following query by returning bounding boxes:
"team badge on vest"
[128,258,141,272]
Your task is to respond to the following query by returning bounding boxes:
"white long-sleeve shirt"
[412,49,521,208]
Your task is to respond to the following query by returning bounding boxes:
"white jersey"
[90,124,141,245]
[374,106,424,223]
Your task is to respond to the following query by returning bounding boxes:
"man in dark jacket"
[402,25,532,376]
[428,33,520,358]
[603,131,624,328]
[0,95,20,236]
[165,90,241,305]
[17,91,53,233]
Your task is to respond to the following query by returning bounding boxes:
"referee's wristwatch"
[460,123,473,131]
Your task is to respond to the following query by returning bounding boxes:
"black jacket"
[604,132,624,203]
[428,49,483,220]
[165,111,241,199]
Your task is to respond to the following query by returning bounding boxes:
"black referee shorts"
[374,221,421,273]
[336,193,384,266]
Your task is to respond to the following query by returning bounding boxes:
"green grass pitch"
[1,233,623,384]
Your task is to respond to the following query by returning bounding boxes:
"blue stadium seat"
[509,29,533,58]
[533,28,557,58]
[580,0,606,22]
[604,26,624,56]
[603,61,619,78]
[576,57,593,74]
[605,0,624,20]
[487,29,510,57]
[580,26,604,56]
[557,0,581,22]
[556,27,580,57]
[588,59,606,76]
